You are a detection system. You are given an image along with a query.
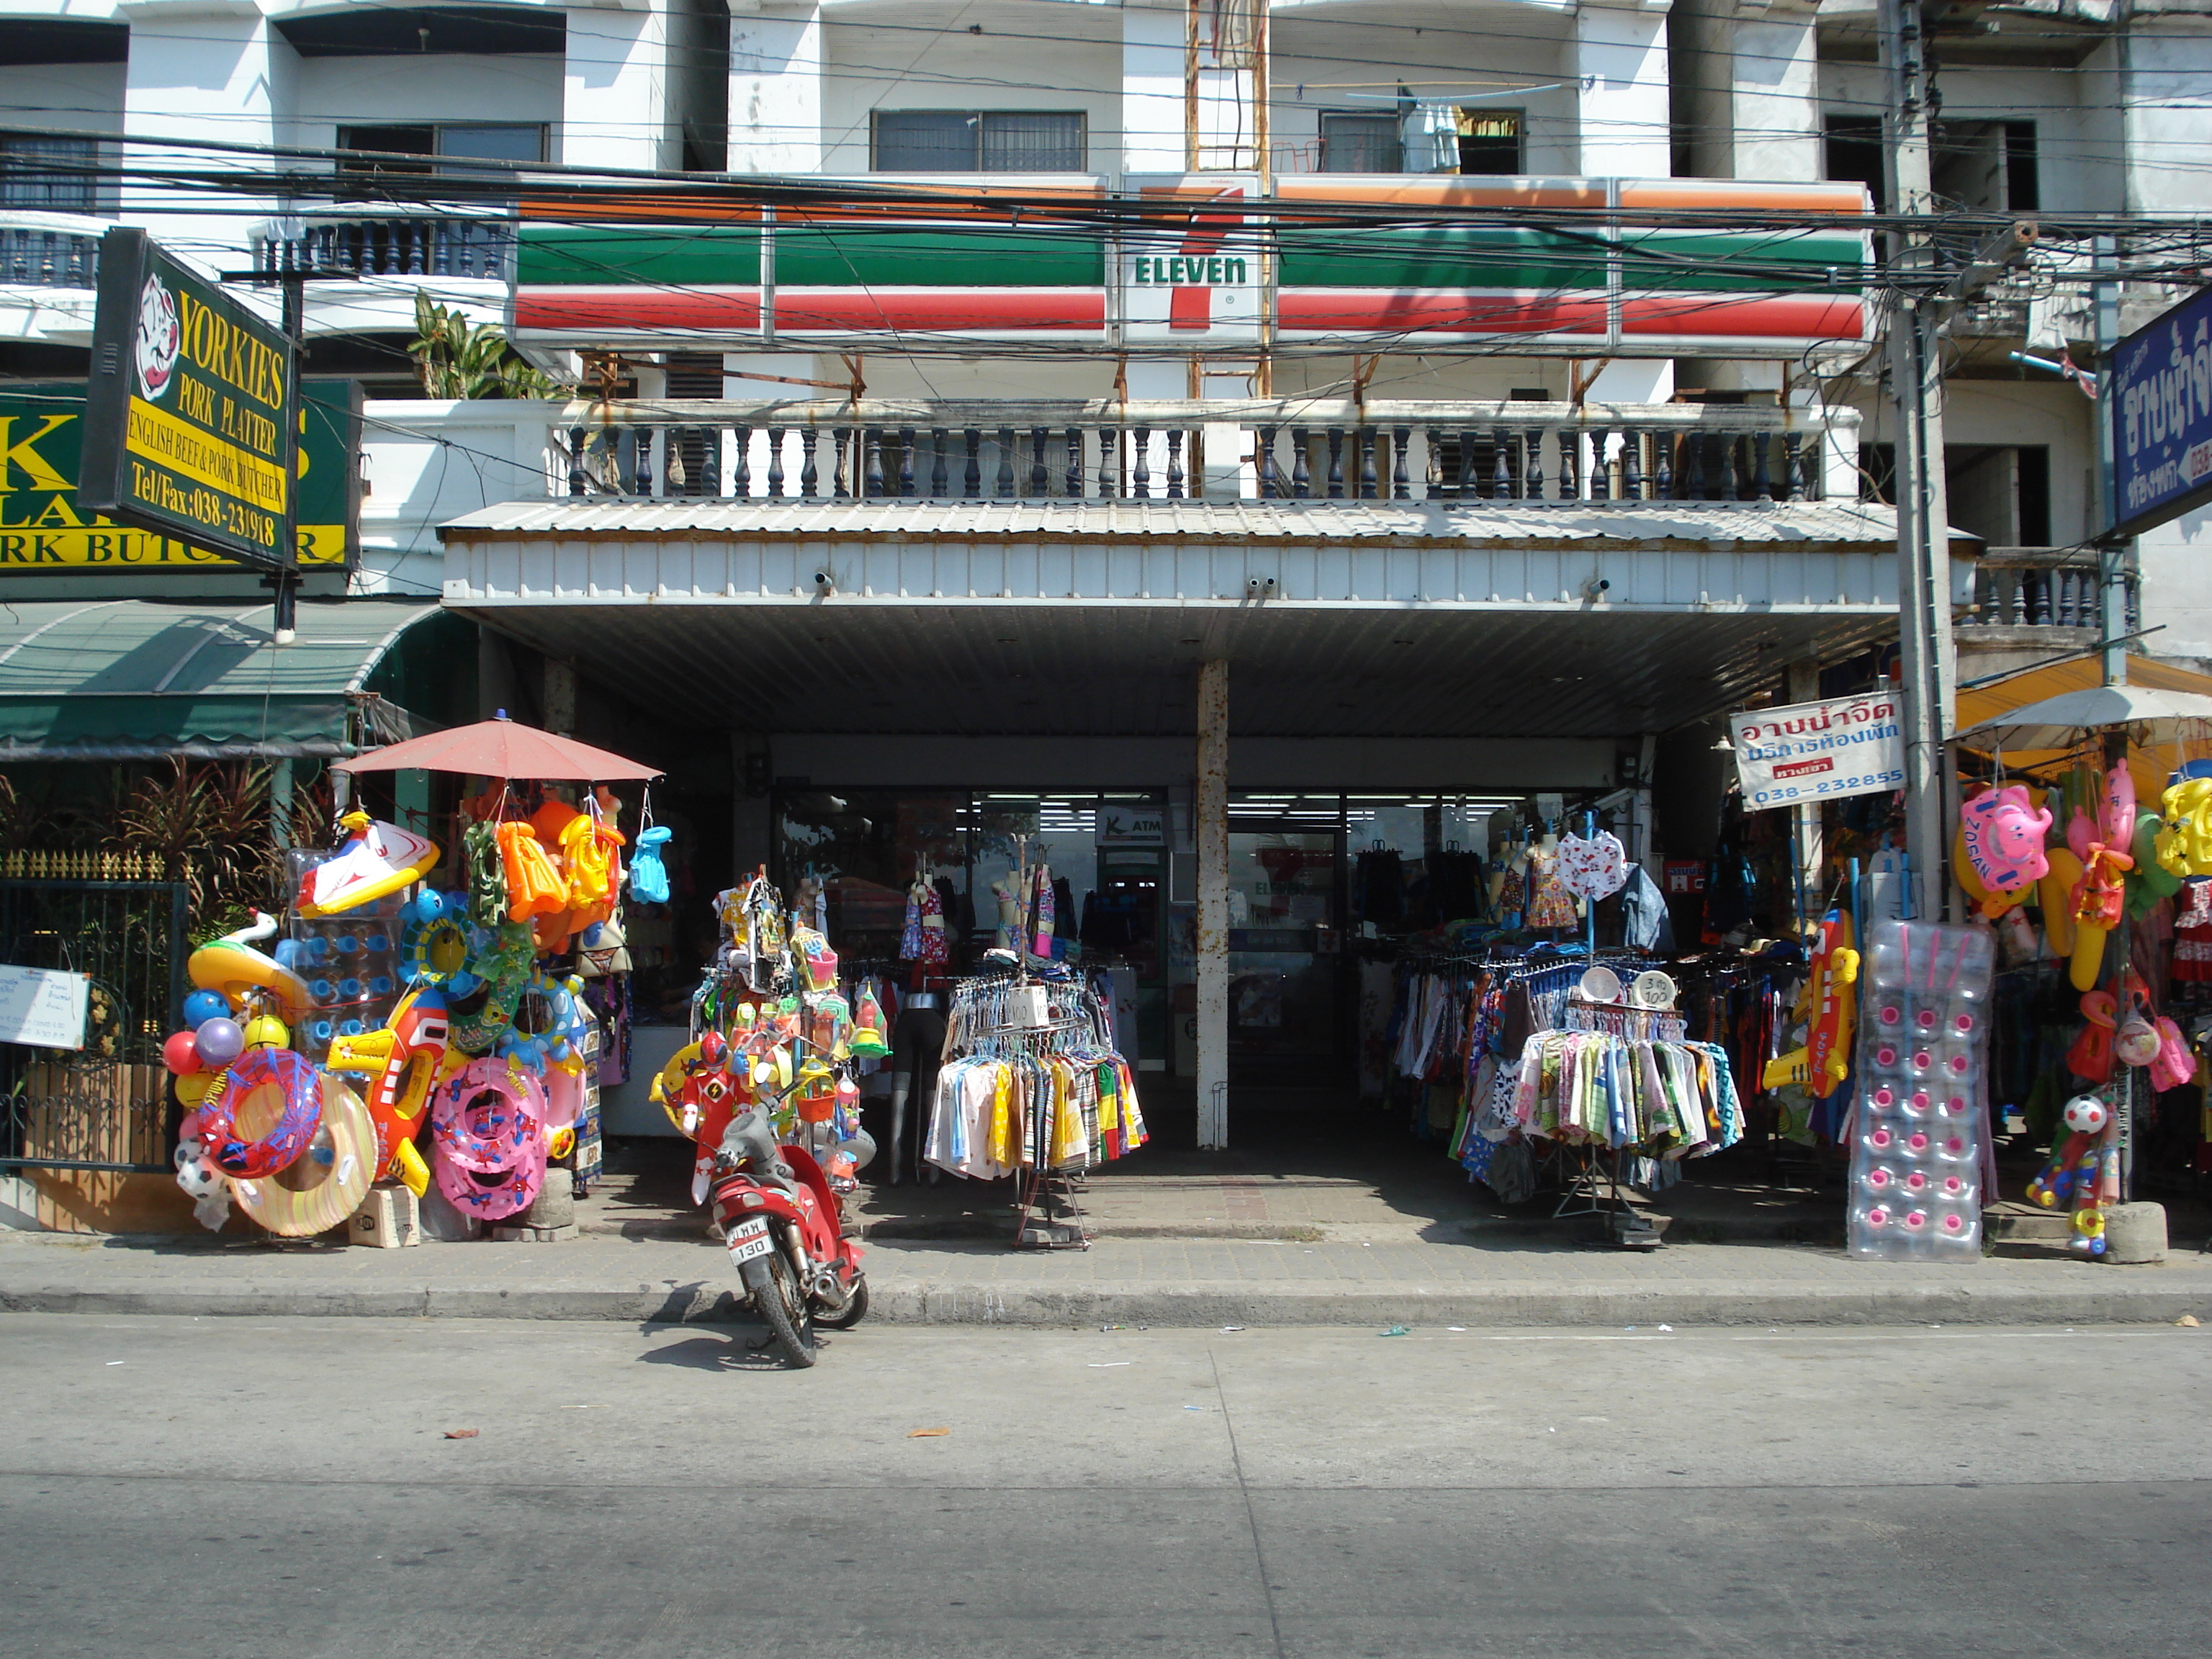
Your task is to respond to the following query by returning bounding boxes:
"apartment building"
[1,0,2202,1128]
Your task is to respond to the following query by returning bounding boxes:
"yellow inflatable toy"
[297,811,441,918]
[2039,847,2082,958]
[188,912,313,1022]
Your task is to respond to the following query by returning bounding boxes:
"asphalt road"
[1,1313,2207,1658]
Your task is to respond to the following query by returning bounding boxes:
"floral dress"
[1524,847,1579,930]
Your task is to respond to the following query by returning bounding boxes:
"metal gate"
[0,875,189,1174]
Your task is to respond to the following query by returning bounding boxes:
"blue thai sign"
[2109,283,2212,539]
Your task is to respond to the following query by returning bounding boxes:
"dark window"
[871,111,1084,172]
[1319,112,1400,173]
[2002,121,2039,212]
[2016,443,2051,545]
[1858,441,1896,505]
[1825,114,1885,214]
[0,132,98,212]
[338,123,544,176]
[276,6,564,58]
[1457,110,1523,176]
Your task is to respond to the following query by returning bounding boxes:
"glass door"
[1226,822,1342,1079]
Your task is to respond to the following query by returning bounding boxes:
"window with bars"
[0,132,97,212]
[336,123,547,177]
[871,110,1087,172]
[1318,112,1400,174]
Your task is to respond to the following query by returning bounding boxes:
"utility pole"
[1878,0,1956,924]
[2093,233,2131,688]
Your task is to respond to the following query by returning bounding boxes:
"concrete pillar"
[122,6,293,253]
[1195,657,1229,1149]
[1122,0,1188,172]
[727,6,822,173]
[564,7,670,173]
[1731,9,1821,181]
[1786,659,1824,930]
[270,757,295,852]
[1573,1,1673,177]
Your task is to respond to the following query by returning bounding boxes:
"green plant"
[108,759,284,940]
[409,289,567,400]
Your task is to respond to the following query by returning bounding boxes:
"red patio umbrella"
[332,713,662,781]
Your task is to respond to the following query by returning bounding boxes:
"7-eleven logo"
[1133,186,1247,333]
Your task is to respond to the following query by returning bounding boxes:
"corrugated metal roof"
[0,598,441,759]
[441,495,1907,548]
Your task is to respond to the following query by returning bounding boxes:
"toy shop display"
[1848,920,1994,1259]
[652,866,879,1208]
[164,791,631,1239]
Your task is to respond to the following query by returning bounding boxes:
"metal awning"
[0,598,446,761]
[439,499,1924,741]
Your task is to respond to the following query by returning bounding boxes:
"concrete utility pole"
[1878,0,1956,923]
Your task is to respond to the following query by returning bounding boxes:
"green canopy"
[0,598,465,760]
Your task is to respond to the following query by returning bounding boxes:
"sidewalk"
[4,1226,2208,1329]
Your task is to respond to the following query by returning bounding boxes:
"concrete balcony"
[534,396,1861,505]
[0,212,106,346]
[248,207,511,340]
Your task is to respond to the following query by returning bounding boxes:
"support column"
[1786,660,1825,930]
[122,6,292,253]
[1731,5,1822,181]
[565,7,670,172]
[1195,657,1229,1150]
[727,6,822,173]
[1123,0,1188,172]
[270,758,295,853]
[1573,0,1673,176]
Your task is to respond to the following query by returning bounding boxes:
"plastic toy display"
[1848,920,1995,1261]
[163,775,633,1240]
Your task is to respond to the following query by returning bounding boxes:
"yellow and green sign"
[2,379,356,572]
[78,228,300,570]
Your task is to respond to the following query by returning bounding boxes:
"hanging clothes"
[1524,847,1578,930]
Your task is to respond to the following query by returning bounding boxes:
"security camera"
[813,570,835,594]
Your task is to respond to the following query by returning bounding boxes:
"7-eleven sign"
[1122,176,1261,345]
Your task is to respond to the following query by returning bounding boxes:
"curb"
[3,1276,2206,1328]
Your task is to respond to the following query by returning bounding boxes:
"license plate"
[726,1222,774,1266]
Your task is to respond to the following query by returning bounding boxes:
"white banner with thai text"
[1729,693,1904,810]
[0,963,89,1049]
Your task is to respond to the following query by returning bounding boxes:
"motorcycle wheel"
[817,1272,869,1331]
[753,1253,817,1368]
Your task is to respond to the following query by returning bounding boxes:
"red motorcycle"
[709,1113,867,1367]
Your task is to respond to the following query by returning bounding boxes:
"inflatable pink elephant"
[1961,784,2053,896]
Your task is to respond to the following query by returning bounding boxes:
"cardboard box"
[349,1186,421,1249]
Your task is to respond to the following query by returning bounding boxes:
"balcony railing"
[248,212,513,281]
[0,212,102,288]
[548,398,1853,505]
[1963,548,2139,632]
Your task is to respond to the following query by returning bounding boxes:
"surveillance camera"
[813,571,835,591]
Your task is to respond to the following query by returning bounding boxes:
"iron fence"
[0,878,187,1174]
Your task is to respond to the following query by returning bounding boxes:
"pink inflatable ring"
[430,1058,548,1221]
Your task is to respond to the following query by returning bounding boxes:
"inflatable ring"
[446,922,536,1057]
[498,973,589,1071]
[544,1056,585,1131]
[430,1057,547,1220]
[199,1048,323,1179]
[232,1076,375,1237]
[189,915,313,1022]
[401,899,471,988]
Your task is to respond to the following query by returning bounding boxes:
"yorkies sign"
[78,228,297,570]
[1728,693,1904,810]
[1,380,356,572]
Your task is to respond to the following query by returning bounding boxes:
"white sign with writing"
[1730,693,1905,810]
[1099,805,1166,847]
[1120,175,1260,345]
[0,963,90,1049]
